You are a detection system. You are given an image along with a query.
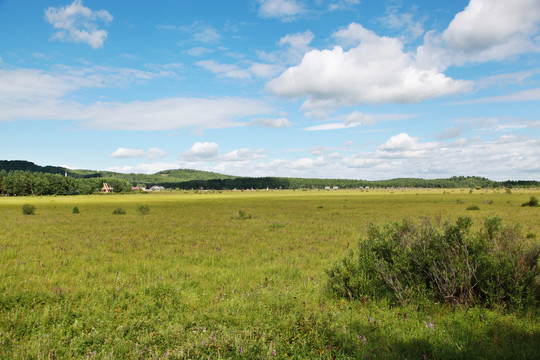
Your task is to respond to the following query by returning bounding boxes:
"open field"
[1,189,539,359]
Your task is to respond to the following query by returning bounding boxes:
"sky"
[0,0,539,180]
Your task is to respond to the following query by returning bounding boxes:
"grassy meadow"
[0,189,539,359]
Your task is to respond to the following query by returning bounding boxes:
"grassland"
[0,189,539,359]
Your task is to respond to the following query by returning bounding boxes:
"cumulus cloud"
[182,142,265,162]
[249,117,291,128]
[110,148,145,159]
[182,142,219,161]
[417,0,540,68]
[110,147,167,159]
[258,0,306,21]
[106,162,179,174]
[442,0,540,62]
[44,0,112,49]
[376,133,437,158]
[144,133,540,180]
[221,148,266,162]
[266,23,471,115]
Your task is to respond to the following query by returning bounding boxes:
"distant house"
[333,186,339,190]
[131,186,139,191]
[101,183,113,193]
[324,186,331,190]
[150,185,165,191]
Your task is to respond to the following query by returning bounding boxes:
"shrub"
[112,208,126,215]
[232,210,251,220]
[72,206,80,214]
[522,196,539,207]
[466,205,480,210]
[137,205,150,215]
[327,217,539,309]
[22,204,36,215]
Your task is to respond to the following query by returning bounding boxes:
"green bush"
[22,204,36,215]
[72,206,80,214]
[522,196,539,207]
[327,217,539,309]
[466,205,480,210]
[232,210,252,220]
[137,204,150,215]
[112,208,126,215]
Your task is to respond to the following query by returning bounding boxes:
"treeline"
[0,170,132,196]
[162,176,540,191]
[1,167,539,197]
[0,160,237,183]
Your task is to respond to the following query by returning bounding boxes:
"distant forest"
[0,160,538,196]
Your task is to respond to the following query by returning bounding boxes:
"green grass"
[0,189,538,359]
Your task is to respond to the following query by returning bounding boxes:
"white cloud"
[146,148,168,160]
[258,0,306,21]
[0,66,272,129]
[187,47,213,56]
[221,148,266,162]
[376,133,437,158]
[110,147,167,159]
[178,22,221,43]
[196,60,252,79]
[44,0,112,49]
[194,25,221,43]
[182,142,219,161]
[106,162,180,174]
[436,126,463,140]
[375,5,425,42]
[81,97,271,130]
[197,60,282,80]
[447,88,540,105]
[110,148,145,159]
[417,0,540,69]
[249,117,291,128]
[267,23,471,115]
[155,132,540,180]
[442,0,540,62]
[258,30,314,65]
[182,143,265,163]
[329,0,360,12]
[304,112,374,131]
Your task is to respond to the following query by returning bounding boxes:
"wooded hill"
[0,160,538,196]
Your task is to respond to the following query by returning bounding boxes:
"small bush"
[327,217,539,309]
[137,205,150,215]
[72,206,80,214]
[466,205,480,210]
[22,204,36,215]
[112,208,126,215]
[522,196,539,207]
[232,210,251,220]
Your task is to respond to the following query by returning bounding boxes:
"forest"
[1,160,539,196]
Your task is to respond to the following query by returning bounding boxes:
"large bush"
[22,204,36,215]
[327,217,539,309]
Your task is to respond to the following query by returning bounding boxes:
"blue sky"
[0,0,539,180]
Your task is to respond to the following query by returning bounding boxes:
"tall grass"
[0,190,538,358]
